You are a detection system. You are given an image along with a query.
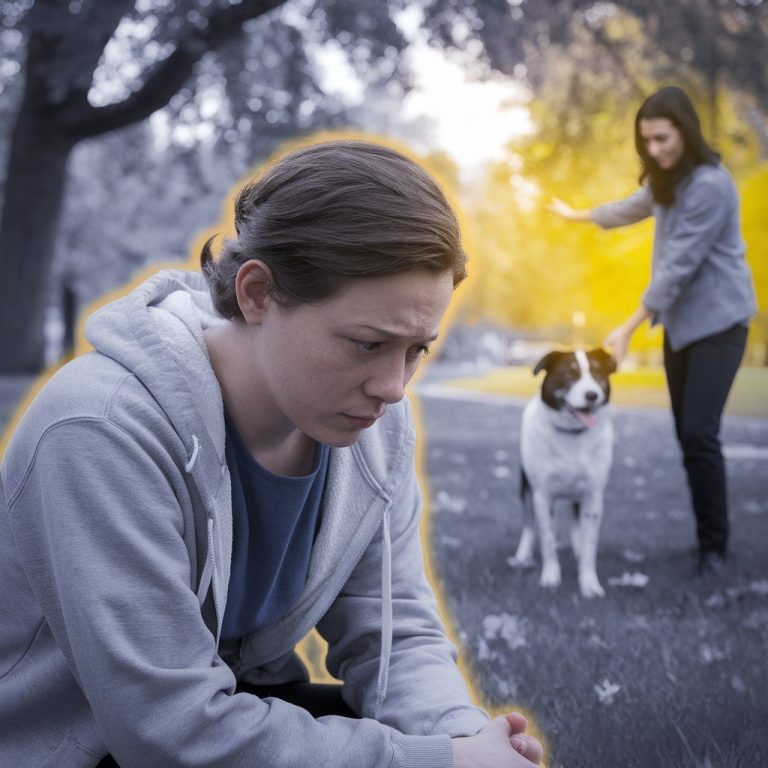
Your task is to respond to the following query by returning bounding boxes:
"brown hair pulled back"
[201,140,467,320]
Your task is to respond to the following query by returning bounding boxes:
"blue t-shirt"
[221,407,329,641]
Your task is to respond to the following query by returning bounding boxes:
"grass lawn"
[443,365,768,418]
[419,395,768,768]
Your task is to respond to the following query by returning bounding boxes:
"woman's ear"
[236,260,274,325]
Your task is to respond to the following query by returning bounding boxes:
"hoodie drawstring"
[375,506,393,715]
[184,434,200,473]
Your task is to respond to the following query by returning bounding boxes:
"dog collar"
[554,424,589,434]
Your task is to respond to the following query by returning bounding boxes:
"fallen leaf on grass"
[586,633,608,649]
[699,643,726,665]
[705,592,726,608]
[483,613,528,650]
[433,491,467,514]
[731,674,747,693]
[621,549,647,563]
[594,679,621,705]
[749,580,768,596]
[741,499,764,515]
[477,637,496,662]
[741,610,768,630]
[492,674,518,699]
[607,571,650,588]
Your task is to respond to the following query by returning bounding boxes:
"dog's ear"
[588,347,617,374]
[533,351,565,375]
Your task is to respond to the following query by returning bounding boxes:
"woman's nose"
[364,357,407,404]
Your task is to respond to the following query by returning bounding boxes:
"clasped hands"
[452,712,544,768]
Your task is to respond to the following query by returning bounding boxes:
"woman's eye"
[354,340,381,353]
[409,344,431,359]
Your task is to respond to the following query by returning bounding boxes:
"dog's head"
[533,348,617,429]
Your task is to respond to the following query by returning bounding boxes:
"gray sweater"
[590,163,757,351]
[0,270,488,767]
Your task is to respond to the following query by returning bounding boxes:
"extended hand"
[452,712,543,768]
[603,325,631,366]
[547,197,578,220]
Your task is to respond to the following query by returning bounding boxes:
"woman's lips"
[343,413,381,429]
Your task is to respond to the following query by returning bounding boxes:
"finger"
[504,711,528,734]
[511,733,544,765]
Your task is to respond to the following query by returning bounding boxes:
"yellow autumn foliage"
[456,9,767,365]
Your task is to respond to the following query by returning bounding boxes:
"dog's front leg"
[511,484,537,567]
[533,490,560,587]
[577,495,605,598]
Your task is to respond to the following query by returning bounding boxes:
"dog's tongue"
[575,410,597,429]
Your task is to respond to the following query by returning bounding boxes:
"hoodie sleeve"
[590,186,653,229]
[641,173,732,314]
[5,416,453,768]
[317,411,490,739]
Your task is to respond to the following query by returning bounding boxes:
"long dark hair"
[635,87,720,206]
[201,140,467,320]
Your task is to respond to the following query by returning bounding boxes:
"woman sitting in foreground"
[0,140,542,768]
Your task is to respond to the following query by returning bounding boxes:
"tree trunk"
[0,93,75,373]
[0,0,288,373]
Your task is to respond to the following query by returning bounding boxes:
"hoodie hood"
[86,270,226,476]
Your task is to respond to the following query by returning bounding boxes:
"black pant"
[96,682,355,766]
[663,324,748,556]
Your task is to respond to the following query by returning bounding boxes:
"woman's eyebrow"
[350,325,439,342]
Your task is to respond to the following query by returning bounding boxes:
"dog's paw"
[539,563,561,588]
[579,572,606,598]
[507,556,536,570]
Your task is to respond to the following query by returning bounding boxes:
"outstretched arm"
[549,187,653,229]
[547,197,594,222]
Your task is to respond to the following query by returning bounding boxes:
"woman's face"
[639,117,685,170]
[253,268,454,447]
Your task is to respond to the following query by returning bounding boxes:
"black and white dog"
[511,348,617,598]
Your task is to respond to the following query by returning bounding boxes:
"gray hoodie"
[0,270,488,767]
[590,163,757,351]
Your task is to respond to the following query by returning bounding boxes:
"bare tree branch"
[54,0,289,139]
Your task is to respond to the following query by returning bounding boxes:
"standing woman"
[550,86,757,575]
